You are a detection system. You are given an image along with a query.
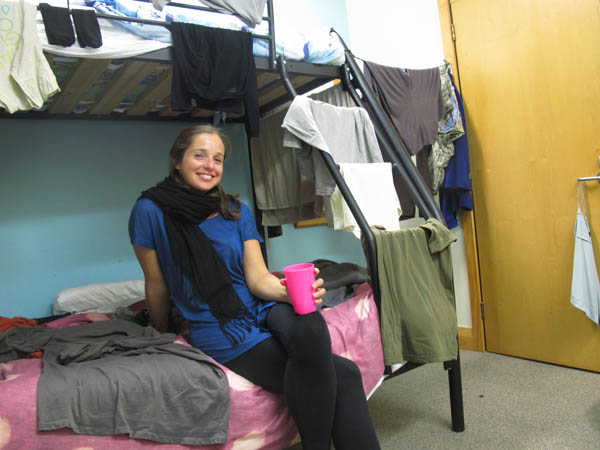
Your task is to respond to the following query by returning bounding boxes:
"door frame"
[438,0,485,352]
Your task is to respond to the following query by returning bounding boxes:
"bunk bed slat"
[256,72,281,90]
[49,59,112,114]
[127,70,173,116]
[44,53,54,66]
[157,102,183,117]
[191,108,221,118]
[89,61,156,115]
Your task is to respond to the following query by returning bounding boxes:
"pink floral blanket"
[0,283,383,450]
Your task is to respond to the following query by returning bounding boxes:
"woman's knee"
[333,356,364,392]
[290,312,332,351]
[268,305,331,350]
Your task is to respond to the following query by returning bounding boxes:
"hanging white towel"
[0,0,60,113]
[570,182,600,325]
[324,162,402,238]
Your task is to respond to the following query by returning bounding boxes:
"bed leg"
[444,353,465,432]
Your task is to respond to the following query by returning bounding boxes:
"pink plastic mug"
[283,263,317,315]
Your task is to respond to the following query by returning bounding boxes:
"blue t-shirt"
[129,198,274,363]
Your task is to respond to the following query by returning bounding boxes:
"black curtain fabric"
[170,22,259,137]
[39,3,75,47]
[71,9,103,48]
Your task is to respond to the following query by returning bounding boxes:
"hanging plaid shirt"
[429,64,465,194]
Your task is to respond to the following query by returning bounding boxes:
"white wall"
[345,0,472,328]
[346,0,445,68]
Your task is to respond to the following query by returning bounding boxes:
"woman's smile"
[176,133,225,192]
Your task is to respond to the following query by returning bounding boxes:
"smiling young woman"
[128,124,380,450]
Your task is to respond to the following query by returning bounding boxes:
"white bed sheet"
[35,0,345,64]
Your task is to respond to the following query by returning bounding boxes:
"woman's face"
[175,133,225,192]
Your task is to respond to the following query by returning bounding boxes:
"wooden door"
[449,0,600,371]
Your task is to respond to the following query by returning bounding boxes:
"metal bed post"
[265,0,277,69]
[445,359,465,431]
[276,55,381,305]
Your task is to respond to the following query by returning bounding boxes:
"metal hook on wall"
[578,175,600,183]
[577,157,600,183]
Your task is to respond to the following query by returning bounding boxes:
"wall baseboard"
[458,326,483,351]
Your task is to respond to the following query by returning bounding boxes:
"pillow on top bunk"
[53,280,145,314]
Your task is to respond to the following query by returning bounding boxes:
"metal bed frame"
[31,0,465,433]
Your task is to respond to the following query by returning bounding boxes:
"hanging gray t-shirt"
[364,61,444,156]
[282,95,383,196]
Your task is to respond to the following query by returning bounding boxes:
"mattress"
[0,283,384,449]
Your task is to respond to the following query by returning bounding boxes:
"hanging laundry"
[249,84,358,229]
[282,95,383,196]
[250,108,323,226]
[71,8,103,49]
[38,3,76,47]
[309,81,355,108]
[570,182,600,325]
[324,162,401,238]
[429,63,464,194]
[363,61,444,155]
[365,219,459,365]
[0,0,60,113]
[439,71,473,229]
[170,22,259,137]
[395,146,433,220]
[362,61,442,219]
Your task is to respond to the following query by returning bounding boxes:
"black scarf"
[140,178,255,345]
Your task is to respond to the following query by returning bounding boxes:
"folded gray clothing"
[153,0,267,27]
[197,0,268,27]
[311,259,368,308]
[1,320,229,445]
[1,326,55,362]
[312,259,368,290]
[321,285,358,308]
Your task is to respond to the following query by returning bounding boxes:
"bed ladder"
[276,40,465,432]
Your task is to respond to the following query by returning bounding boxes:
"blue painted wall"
[0,120,253,318]
[264,224,365,272]
[0,116,364,318]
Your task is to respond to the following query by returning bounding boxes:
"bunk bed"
[3,0,345,121]
[0,0,465,448]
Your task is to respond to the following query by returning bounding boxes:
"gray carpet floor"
[287,349,599,449]
[369,350,600,450]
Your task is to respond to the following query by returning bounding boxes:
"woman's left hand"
[312,267,326,306]
[279,267,326,306]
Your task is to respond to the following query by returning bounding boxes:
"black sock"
[38,3,75,47]
[71,9,103,49]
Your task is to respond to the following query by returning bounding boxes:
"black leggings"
[225,303,380,450]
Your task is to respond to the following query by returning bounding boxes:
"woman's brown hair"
[168,125,242,220]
